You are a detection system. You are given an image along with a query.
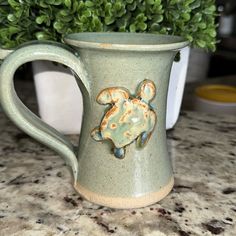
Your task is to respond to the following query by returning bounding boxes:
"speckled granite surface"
[0,109,236,236]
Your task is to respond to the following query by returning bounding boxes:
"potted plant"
[0,0,217,132]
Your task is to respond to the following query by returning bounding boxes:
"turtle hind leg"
[113,147,125,159]
[136,131,152,148]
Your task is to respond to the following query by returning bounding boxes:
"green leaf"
[182,13,190,21]
[153,15,163,23]
[35,31,50,40]
[192,13,202,23]
[105,16,115,25]
[7,14,16,22]
[85,1,94,7]
[8,0,19,8]
[36,15,48,24]
[64,0,71,8]
[146,0,155,4]
[130,24,136,32]
[138,22,147,31]
[190,0,201,10]
[203,5,216,14]
[208,28,217,37]
[171,0,181,5]
[185,34,193,42]
[196,39,206,48]
[197,22,206,29]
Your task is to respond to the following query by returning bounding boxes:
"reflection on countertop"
[0,97,235,235]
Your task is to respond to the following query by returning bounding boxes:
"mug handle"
[0,42,91,183]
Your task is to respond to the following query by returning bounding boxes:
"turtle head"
[137,79,156,103]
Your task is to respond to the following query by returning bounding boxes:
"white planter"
[167,46,190,129]
[32,61,83,134]
[0,48,13,60]
[186,48,210,83]
[33,48,190,133]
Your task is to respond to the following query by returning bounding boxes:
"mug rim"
[64,32,189,52]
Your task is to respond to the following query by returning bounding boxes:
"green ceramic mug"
[0,33,188,209]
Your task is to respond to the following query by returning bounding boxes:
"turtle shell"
[100,98,156,148]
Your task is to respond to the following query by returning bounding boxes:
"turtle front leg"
[113,147,125,159]
[91,127,103,141]
[136,131,152,148]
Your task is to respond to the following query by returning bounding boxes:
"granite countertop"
[0,103,236,235]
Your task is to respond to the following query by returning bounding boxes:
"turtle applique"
[91,79,157,159]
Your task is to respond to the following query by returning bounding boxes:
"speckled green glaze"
[0,33,189,208]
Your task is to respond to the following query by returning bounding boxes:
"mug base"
[74,177,174,209]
